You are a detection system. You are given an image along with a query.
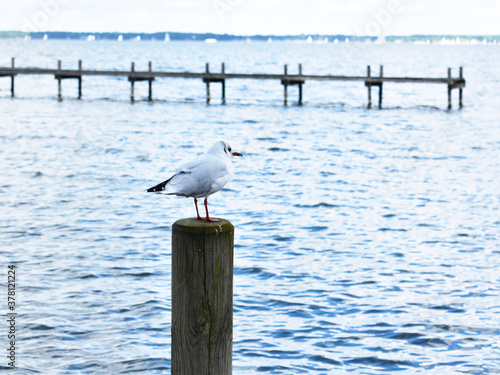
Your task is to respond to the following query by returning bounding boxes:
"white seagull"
[147,141,242,222]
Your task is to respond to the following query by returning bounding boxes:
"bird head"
[209,141,243,158]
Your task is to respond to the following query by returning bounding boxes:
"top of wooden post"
[173,218,233,234]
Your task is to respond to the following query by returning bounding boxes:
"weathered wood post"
[298,64,303,106]
[205,63,210,104]
[130,62,135,102]
[78,60,82,99]
[283,64,288,106]
[447,68,453,110]
[148,61,153,101]
[221,63,226,104]
[172,218,234,375]
[10,58,15,97]
[57,60,62,100]
[367,65,372,109]
[459,66,463,108]
[378,65,383,109]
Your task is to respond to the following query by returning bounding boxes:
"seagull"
[147,141,242,222]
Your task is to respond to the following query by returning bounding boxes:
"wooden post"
[378,65,383,109]
[10,58,14,97]
[148,61,153,101]
[283,64,288,106]
[78,60,82,99]
[57,60,62,100]
[221,63,226,104]
[131,62,135,102]
[172,218,234,375]
[298,64,303,105]
[367,65,372,109]
[459,66,463,108]
[447,67,452,110]
[205,63,210,104]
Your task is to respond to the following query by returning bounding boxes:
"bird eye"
[228,147,232,152]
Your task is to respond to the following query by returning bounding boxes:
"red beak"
[231,152,243,157]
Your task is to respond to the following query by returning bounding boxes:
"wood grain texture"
[172,218,234,375]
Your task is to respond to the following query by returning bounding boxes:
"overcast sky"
[2,0,499,36]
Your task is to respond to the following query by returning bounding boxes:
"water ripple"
[1,41,499,374]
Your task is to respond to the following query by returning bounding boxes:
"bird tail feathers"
[147,177,172,192]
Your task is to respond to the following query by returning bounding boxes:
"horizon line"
[1,30,500,38]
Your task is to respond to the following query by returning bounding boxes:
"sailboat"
[118,35,123,42]
[164,33,170,42]
[375,32,386,46]
[43,34,48,41]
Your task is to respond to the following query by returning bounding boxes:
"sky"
[2,0,500,36]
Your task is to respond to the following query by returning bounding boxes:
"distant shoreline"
[1,31,499,44]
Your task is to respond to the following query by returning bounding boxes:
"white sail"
[376,33,386,46]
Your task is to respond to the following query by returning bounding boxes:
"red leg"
[194,198,205,220]
[204,198,221,222]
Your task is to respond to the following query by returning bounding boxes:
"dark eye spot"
[228,147,232,152]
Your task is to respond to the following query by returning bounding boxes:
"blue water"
[1,40,499,374]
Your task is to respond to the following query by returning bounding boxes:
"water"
[1,40,499,374]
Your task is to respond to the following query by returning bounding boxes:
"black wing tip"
[147,185,164,192]
[147,178,171,193]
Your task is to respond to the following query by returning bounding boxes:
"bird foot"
[197,216,221,222]
[205,217,221,222]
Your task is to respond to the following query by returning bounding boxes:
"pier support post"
[130,62,135,102]
[172,218,234,375]
[205,63,210,104]
[283,64,288,106]
[298,64,303,105]
[78,60,82,99]
[459,67,463,108]
[57,60,62,101]
[378,65,383,109]
[221,63,226,104]
[10,58,15,97]
[148,61,153,101]
[447,68,452,110]
[367,65,372,109]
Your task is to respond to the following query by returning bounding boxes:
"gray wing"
[148,156,223,197]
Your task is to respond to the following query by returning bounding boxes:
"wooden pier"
[0,58,466,109]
